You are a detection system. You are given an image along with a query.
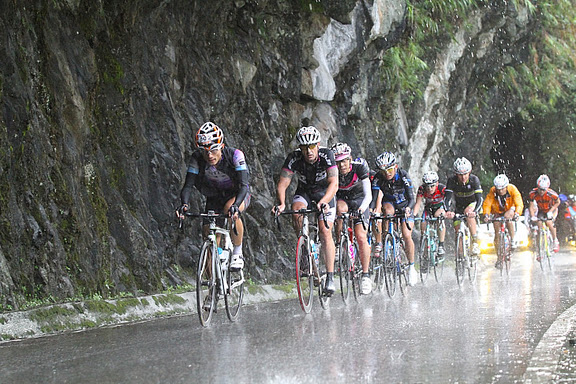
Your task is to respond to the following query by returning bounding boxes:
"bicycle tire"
[316,241,330,310]
[351,242,361,300]
[338,235,351,304]
[418,235,430,284]
[398,243,409,295]
[546,230,554,270]
[538,229,546,271]
[496,231,506,277]
[455,232,466,286]
[504,233,511,276]
[295,236,313,313]
[197,241,216,327]
[383,233,397,298]
[224,249,244,322]
[371,239,385,292]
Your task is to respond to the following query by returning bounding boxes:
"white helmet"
[331,142,351,161]
[376,152,396,170]
[537,174,551,189]
[422,171,439,185]
[196,122,224,151]
[296,126,321,145]
[493,174,509,189]
[453,157,472,174]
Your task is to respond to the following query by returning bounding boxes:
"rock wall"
[0,0,536,307]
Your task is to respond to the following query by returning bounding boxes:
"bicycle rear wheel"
[225,252,244,322]
[316,242,330,310]
[295,236,313,313]
[455,232,466,286]
[537,230,546,271]
[338,235,351,304]
[418,236,431,284]
[383,233,397,298]
[197,241,216,327]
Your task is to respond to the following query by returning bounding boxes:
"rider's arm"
[180,170,197,206]
[473,190,484,213]
[276,169,293,209]
[510,184,524,214]
[412,194,423,217]
[359,177,372,212]
[482,189,494,216]
[232,168,250,208]
[444,189,453,211]
[318,166,338,207]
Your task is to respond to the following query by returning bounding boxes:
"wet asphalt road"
[1,249,576,383]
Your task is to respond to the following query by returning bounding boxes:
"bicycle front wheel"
[383,233,397,298]
[338,235,351,304]
[455,232,466,286]
[371,240,385,292]
[538,230,546,271]
[418,236,431,284]
[295,236,313,313]
[225,252,244,322]
[546,230,553,270]
[351,243,361,300]
[504,233,511,276]
[197,241,216,327]
[398,243,409,295]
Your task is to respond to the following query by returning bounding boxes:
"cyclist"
[482,174,523,269]
[177,122,250,271]
[370,152,417,286]
[528,174,561,253]
[331,142,373,294]
[413,171,448,260]
[273,126,338,295]
[444,157,483,258]
[564,195,576,241]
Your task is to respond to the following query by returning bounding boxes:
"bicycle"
[530,217,554,271]
[487,216,514,276]
[415,216,445,283]
[368,215,384,292]
[274,206,330,313]
[336,212,366,304]
[452,213,478,286]
[371,213,409,297]
[182,210,245,327]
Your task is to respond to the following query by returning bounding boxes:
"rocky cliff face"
[0,0,536,308]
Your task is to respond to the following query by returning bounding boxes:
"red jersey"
[528,187,559,213]
[416,183,447,209]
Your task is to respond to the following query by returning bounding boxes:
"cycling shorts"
[294,193,336,223]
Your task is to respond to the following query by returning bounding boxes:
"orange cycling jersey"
[482,184,523,215]
[528,187,559,213]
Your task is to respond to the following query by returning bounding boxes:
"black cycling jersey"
[444,174,483,213]
[281,147,336,196]
[336,158,370,202]
[180,146,250,207]
[371,169,415,210]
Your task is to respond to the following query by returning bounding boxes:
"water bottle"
[311,241,319,267]
[218,247,229,271]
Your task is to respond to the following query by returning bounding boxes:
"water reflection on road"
[1,250,576,383]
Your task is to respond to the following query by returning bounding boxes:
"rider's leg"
[402,220,415,263]
[334,200,348,243]
[355,221,370,273]
[318,208,336,274]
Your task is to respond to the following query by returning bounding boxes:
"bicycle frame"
[336,212,363,303]
[488,217,513,276]
[453,213,477,286]
[415,216,444,283]
[184,211,244,327]
[531,217,553,271]
[275,207,328,313]
[372,213,409,297]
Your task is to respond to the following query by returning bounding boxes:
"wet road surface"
[1,249,576,383]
